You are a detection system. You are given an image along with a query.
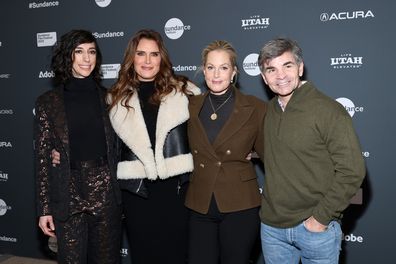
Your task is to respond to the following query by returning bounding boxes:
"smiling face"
[133,38,161,81]
[71,42,97,78]
[203,50,236,95]
[261,51,304,106]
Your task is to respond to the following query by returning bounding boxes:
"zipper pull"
[177,182,181,195]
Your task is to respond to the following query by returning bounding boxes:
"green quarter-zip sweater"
[260,81,365,227]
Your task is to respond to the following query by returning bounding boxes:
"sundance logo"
[101,64,120,79]
[320,10,374,22]
[39,70,55,78]
[95,0,112,8]
[37,32,57,47]
[164,18,191,40]
[0,142,12,148]
[173,65,198,72]
[0,74,11,79]
[331,54,363,69]
[241,15,270,30]
[335,97,364,117]
[0,235,17,243]
[28,1,59,9]
[0,110,13,115]
[0,199,12,216]
[243,53,260,76]
[362,151,370,158]
[342,233,364,243]
[93,31,124,39]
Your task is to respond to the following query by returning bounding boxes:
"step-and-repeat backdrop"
[1,0,394,263]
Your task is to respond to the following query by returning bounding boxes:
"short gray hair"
[258,38,303,71]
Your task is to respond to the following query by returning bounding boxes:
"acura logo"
[320,13,329,22]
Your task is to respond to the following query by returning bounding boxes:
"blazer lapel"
[97,87,114,155]
[109,91,157,178]
[51,86,70,161]
[189,93,218,159]
[212,88,254,149]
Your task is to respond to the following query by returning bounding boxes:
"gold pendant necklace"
[210,113,218,120]
[208,92,232,121]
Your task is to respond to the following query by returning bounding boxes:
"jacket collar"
[273,80,314,113]
[109,87,194,170]
[213,87,254,149]
[189,86,255,155]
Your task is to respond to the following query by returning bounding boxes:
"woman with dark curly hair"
[108,29,200,264]
[35,29,122,264]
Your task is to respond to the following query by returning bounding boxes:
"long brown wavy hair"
[108,29,189,110]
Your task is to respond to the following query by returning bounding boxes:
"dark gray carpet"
[0,255,56,264]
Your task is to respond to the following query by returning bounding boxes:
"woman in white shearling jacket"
[110,80,200,197]
[107,29,200,264]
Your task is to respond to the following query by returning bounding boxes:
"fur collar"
[110,82,200,180]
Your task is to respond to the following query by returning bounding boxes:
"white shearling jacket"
[109,83,200,183]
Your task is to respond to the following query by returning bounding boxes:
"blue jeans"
[261,220,342,264]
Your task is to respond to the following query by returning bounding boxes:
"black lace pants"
[54,165,122,264]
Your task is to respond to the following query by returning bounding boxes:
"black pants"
[188,196,260,264]
[122,177,189,264]
[55,165,122,264]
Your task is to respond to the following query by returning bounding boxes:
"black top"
[199,87,235,144]
[63,76,107,162]
[139,81,159,148]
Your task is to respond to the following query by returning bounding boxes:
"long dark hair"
[108,29,188,110]
[51,29,102,84]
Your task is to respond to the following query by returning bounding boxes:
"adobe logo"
[342,233,364,243]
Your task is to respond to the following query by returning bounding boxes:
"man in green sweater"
[257,38,366,264]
